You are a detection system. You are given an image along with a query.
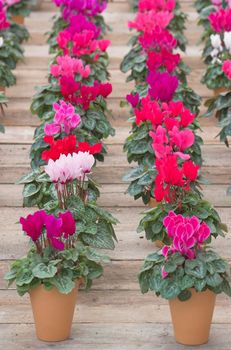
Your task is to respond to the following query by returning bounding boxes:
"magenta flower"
[126,93,140,108]
[209,9,231,33]
[44,214,64,250]
[59,211,76,238]
[222,60,231,80]
[162,211,211,260]
[20,210,46,242]
[147,71,179,102]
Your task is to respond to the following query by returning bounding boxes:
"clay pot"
[213,87,231,96]
[155,240,164,248]
[11,15,24,25]
[0,86,5,93]
[29,282,79,342]
[148,197,157,208]
[169,288,216,345]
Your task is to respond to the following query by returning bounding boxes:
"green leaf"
[178,289,192,301]
[180,275,194,290]
[185,259,207,279]
[194,278,207,291]
[67,195,85,218]
[23,183,41,198]
[206,273,223,287]
[81,223,115,250]
[51,272,75,294]
[161,281,180,300]
[32,263,57,279]
[164,260,177,273]
[16,270,34,286]
[17,171,38,184]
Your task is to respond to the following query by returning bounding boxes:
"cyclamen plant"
[201,10,231,89]
[139,211,231,301]
[5,0,31,17]
[123,77,203,204]
[5,209,111,295]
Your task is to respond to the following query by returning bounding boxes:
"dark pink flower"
[20,210,47,242]
[222,60,231,80]
[59,211,76,238]
[147,71,179,102]
[44,214,64,250]
[126,93,140,108]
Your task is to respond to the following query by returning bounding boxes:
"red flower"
[42,135,77,161]
[182,161,200,182]
[76,141,102,154]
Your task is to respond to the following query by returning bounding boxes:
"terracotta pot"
[169,288,216,345]
[155,240,164,248]
[213,87,231,96]
[29,282,79,342]
[0,86,5,93]
[11,15,24,25]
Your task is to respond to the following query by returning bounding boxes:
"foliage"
[137,191,228,244]
[5,242,110,295]
[204,90,231,146]
[139,249,231,300]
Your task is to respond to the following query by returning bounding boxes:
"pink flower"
[222,60,231,80]
[20,210,47,242]
[44,100,81,136]
[139,26,177,52]
[50,55,90,79]
[169,126,195,151]
[209,9,231,32]
[128,10,173,33]
[161,266,169,278]
[138,0,176,12]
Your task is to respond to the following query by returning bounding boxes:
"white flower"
[210,34,222,50]
[44,152,95,185]
[0,37,4,48]
[224,31,231,53]
[211,48,219,58]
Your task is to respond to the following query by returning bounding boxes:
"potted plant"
[200,8,231,94]
[123,82,202,207]
[139,210,231,345]
[6,0,31,25]
[5,209,110,342]
[203,60,231,145]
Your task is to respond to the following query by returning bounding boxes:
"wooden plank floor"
[0,0,231,348]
